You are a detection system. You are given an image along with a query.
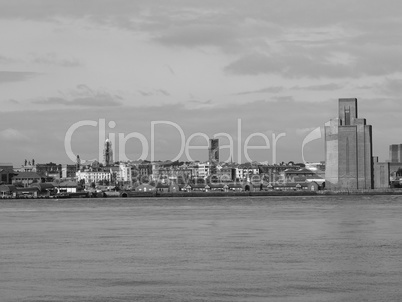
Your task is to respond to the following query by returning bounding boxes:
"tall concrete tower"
[103,139,114,167]
[325,98,373,190]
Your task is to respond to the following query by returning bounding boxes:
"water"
[1,196,402,301]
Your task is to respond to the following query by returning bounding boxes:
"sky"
[1,0,402,166]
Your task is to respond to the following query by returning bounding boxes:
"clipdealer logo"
[64,118,323,164]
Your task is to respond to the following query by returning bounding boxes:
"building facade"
[118,163,132,183]
[0,163,14,184]
[12,172,43,187]
[373,147,402,189]
[325,98,373,190]
[76,170,112,184]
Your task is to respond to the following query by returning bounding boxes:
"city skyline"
[1,1,402,165]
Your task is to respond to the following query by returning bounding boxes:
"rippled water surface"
[1,196,402,301]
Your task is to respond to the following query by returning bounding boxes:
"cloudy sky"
[1,0,401,166]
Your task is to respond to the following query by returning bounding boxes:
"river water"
[1,195,402,302]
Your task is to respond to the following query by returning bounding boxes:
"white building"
[76,170,112,184]
[118,163,132,183]
[196,162,210,178]
[235,165,259,181]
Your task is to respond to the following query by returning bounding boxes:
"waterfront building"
[325,98,373,190]
[216,165,236,182]
[56,180,80,193]
[36,162,62,179]
[76,170,112,184]
[236,163,259,181]
[0,163,14,184]
[153,166,192,184]
[373,145,402,188]
[284,168,324,184]
[135,183,156,192]
[61,164,77,179]
[0,184,17,198]
[15,160,36,173]
[12,172,43,187]
[195,162,210,178]
[138,162,153,177]
[117,163,132,183]
[258,162,303,183]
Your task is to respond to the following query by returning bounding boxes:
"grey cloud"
[138,90,153,97]
[8,99,20,104]
[2,1,401,29]
[31,53,81,67]
[0,71,39,84]
[292,83,343,91]
[224,52,357,78]
[73,96,122,107]
[225,46,402,78]
[235,86,284,95]
[0,128,29,142]
[157,89,170,96]
[33,97,69,105]
[353,47,402,76]
[137,89,171,97]
[0,55,19,64]
[154,24,238,48]
[2,1,401,62]
[0,0,143,21]
[166,65,176,76]
[380,78,402,95]
[76,84,94,94]
[272,96,294,102]
[32,93,122,107]
[188,99,212,105]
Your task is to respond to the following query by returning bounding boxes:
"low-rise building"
[135,183,156,192]
[12,172,43,187]
[76,170,112,184]
[0,185,17,198]
[61,164,77,179]
[57,180,80,193]
[0,163,15,184]
[236,163,259,181]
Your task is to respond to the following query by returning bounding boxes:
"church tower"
[103,139,114,167]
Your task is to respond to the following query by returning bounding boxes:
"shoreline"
[3,189,402,200]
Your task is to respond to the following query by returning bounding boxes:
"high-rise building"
[325,98,373,190]
[103,139,114,166]
[389,144,402,163]
[209,139,219,174]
